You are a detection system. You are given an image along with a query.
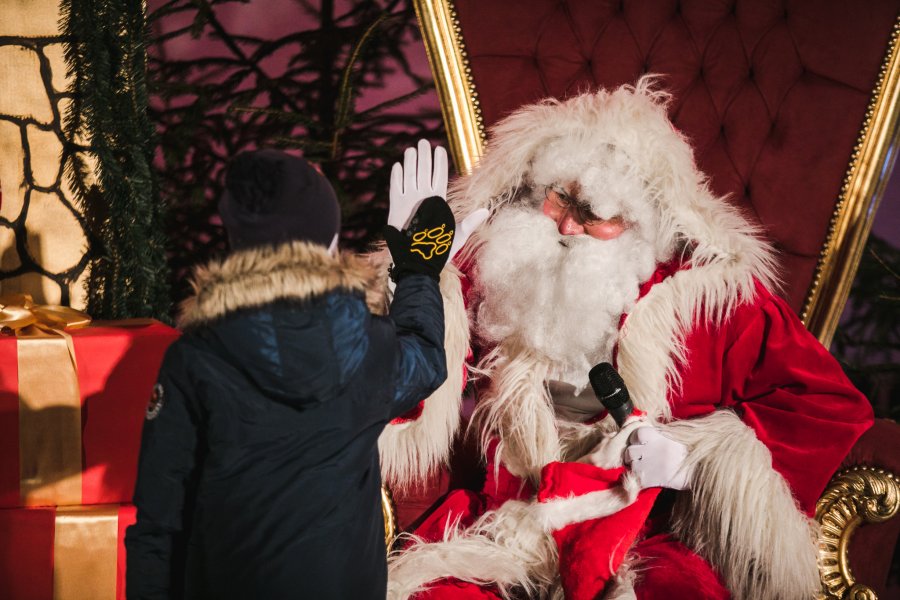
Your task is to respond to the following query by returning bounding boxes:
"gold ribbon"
[0,293,91,370]
[53,505,119,600]
[1,294,92,507]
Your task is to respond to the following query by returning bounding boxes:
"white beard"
[472,207,658,392]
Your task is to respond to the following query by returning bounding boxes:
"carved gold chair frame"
[381,1,900,596]
[817,466,900,599]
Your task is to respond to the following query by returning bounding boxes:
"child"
[125,144,458,599]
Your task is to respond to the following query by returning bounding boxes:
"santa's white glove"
[578,416,646,468]
[624,425,691,490]
[448,207,489,261]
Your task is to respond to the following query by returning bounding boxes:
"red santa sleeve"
[661,283,873,599]
[720,286,873,515]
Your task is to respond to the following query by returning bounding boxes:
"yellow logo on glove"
[411,224,454,260]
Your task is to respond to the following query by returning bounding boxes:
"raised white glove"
[624,425,691,490]
[387,140,489,273]
[388,139,448,230]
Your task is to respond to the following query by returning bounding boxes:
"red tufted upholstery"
[454,0,899,312]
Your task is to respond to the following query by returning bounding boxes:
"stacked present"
[0,294,179,600]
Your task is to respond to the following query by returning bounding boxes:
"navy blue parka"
[124,241,447,599]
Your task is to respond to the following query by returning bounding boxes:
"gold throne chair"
[402,0,900,597]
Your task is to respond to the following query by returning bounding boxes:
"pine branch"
[62,0,171,319]
[148,0,447,305]
[332,11,390,158]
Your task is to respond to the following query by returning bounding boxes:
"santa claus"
[375,78,873,600]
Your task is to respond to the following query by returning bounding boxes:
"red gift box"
[0,503,135,600]
[0,319,179,508]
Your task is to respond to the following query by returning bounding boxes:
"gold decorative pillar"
[0,0,92,309]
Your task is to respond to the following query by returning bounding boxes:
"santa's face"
[471,140,667,389]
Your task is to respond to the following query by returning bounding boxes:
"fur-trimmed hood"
[176,241,380,407]
[179,240,375,328]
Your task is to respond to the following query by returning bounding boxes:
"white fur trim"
[179,240,374,327]
[663,410,820,600]
[472,344,558,482]
[534,473,641,531]
[388,500,558,600]
[388,480,640,599]
[375,251,469,489]
[616,238,777,422]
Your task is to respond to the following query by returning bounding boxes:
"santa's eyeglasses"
[542,186,628,236]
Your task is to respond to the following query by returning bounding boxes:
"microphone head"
[589,362,629,410]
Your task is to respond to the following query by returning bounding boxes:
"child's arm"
[377,141,487,418]
[379,140,457,416]
[124,342,200,599]
[385,269,448,417]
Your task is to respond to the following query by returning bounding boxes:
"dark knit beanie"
[219,149,341,250]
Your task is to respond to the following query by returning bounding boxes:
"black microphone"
[589,363,633,428]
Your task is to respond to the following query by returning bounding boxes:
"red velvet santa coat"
[385,261,872,600]
[634,262,871,518]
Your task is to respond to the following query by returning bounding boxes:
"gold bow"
[0,293,91,369]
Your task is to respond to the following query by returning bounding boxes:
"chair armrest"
[817,466,899,598]
[816,419,900,599]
